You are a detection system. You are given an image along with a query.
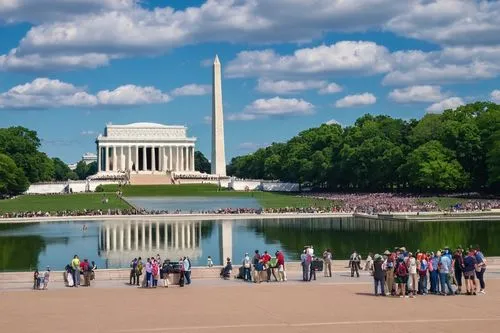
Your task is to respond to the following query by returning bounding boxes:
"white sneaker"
[480,290,486,294]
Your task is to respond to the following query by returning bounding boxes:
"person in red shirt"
[80,259,90,286]
[276,251,286,282]
[261,251,272,282]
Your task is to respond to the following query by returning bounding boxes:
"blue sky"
[1,0,500,164]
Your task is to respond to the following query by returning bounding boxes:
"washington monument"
[211,55,227,176]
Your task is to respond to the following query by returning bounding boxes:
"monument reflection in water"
[1,217,499,272]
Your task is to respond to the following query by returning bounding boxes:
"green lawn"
[0,193,131,214]
[101,184,336,209]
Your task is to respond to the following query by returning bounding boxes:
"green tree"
[194,151,211,173]
[0,153,29,197]
[52,158,77,181]
[403,141,469,192]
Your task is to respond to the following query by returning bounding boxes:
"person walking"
[71,255,81,287]
[475,246,487,294]
[323,249,332,277]
[349,250,361,278]
[372,254,385,296]
[43,266,50,290]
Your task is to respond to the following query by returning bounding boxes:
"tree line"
[227,102,500,193]
[0,127,97,197]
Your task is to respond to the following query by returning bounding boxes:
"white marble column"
[148,223,152,250]
[105,225,110,251]
[176,146,180,172]
[142,146,147,171]
[97,144,102,172]
[134,222,139,251]
[181,223,185,249]
[169,146,172,170]
[112,226,117,251]
[128,146,132,171]
[160,146,165,171]
[191,223,196,247]
[141,222,146,250]
[187,223,191,248]
[126,223,131,250]
[135,146,139,171]
[190,146,194,171]
[105,146,110,172]
[174,223,179,249]
[156,222,160,250]
[112,146,116,171]
[152,145,156,173]
[119,225,124,251]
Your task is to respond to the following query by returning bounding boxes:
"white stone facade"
[95,122,196,174]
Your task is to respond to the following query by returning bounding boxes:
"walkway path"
[1,271,499,333]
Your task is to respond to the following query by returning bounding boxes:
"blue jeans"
[430,270,439,293]
[439,272,453,294]
[374,278,385,295]
[146,272,152,287]
[302,263,310,281]
[476,268,486,290]
[184,271,191,285]
[244,267,251,281]
[418,274,428,294]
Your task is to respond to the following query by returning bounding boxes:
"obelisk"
[211,55,227,176]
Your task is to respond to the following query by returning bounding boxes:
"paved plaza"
[1,270,500,333]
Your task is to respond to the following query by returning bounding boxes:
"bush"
[95,185,104,192]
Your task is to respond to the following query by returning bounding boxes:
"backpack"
[136,262,143,275]
[396,262,407,277]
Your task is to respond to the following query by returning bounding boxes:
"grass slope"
[101,184,335,209]
[0,193,131,214]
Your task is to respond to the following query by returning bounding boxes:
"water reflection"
[0,217,499,272]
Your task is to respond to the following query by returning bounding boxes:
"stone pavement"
[1,270,499,333]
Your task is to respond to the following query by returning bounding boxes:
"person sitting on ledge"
[220,257,232,280]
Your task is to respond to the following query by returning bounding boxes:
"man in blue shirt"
[430,252,440,294]
[475,246,487,294]
[438,252,454,295]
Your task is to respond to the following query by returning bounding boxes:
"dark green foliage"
[227,103,500,192]
[194,151,211,173]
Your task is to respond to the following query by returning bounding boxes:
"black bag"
[179,273,185,287]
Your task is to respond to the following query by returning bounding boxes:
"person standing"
[438,251,454,296]
[464,248,478,295]
[452,248,465,295]
[408,253,418,296]
[475,246,487,294]
[152,259,159,288]
[384,250,395,296]
[301,249,310,281]
[349,250,361,278]
[417,255,428,295]
[323,249,332,277]
[242,253,252,282]
[429,252,439,294]
[252,250,262,283]
[33,270,40,290]
[71,255,80,287]
[261,251,272,282]
[395,258,408,298]
[372,254,385,296]
[130,258,138,285]
[145,258,152,288]
[276,250,286,282]
[136,257,143,286]
[43,266,50,290]
[183,257,192,285]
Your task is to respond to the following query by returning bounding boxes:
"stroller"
[220,258,232,280]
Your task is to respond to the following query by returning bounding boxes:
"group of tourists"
[64,255,96,287]
[33,266,51,290]
[129,254,192,288]
[229,249,287,283]
[368,245,487,297]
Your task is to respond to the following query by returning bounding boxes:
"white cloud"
[386,0,500,47]
[0,78,171,109]
[226,41,392,78]
[426,97,465,113]
[228,97,314,121]
[388,85,445,103]
[171,84,211,96]
[491,90,500,103]
[318,83,343,95]
[335,93,376,108]
[256,79,327,94]
[80,130,96,136]
[0,0,135,24]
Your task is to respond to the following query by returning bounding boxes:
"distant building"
[68,163,78,171]
[82,152,97,165]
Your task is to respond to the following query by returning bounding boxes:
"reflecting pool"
[1,217,499,272]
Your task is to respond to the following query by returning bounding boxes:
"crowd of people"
[303,193,500,214]
[367,245,487,297]
[63,255,97,287]
[229,249,288,283]
[128,255,192,288]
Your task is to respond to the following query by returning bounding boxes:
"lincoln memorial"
[96,122,196,174]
